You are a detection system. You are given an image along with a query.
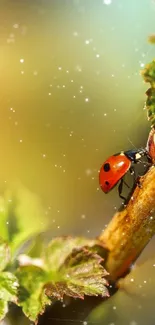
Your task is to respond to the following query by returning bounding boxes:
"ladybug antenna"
[127,137,138,150]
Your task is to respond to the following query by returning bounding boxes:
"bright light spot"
[7,38,14,44]
[19,139,23,143]
[103,0,112,5]
[85,40,90,45]
[113,306,116,310]
[13,23,19,28]
[104,113,107,116]
[81,214,86,219]
[66,70,69,73]
[85,97,89,102]
[73,31,78,37]
[21,71,24,74]
[96,54,100,58]
[10,33,15,38]
[20,58,24,63]
[33,71,38,76]
[140,63,145,68]
[130,278,134,282]
[42,154,46,158]
[112,74,115,77]
[130,321,137,325]
[48,93,51,96]
[71,80,74,82]
[73,95,76,98]
[76,65,82,72]
[85,169,92,176]
[58,66,62,70]
[62,85,65,88]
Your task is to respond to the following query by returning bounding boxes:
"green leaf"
[0,197,10,242]
[0,185,49,254]
[141,60,155,86]
[144,87,155,126]
[16,237,109,323]
[0,272,18,321]
[0,238,10,271]
[16,265,51,324]
[43,236,97,270]
[148,34,155,44]
[45,247,109,300]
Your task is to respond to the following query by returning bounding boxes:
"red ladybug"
[99,148,150,200]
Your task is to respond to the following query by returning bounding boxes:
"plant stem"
[99,166,155,281]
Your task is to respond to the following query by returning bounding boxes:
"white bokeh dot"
[103,0,112,5]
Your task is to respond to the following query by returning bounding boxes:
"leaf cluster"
[0,187,109,323]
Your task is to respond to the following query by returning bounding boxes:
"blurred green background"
[1,1,155,325]
[0,0,154,240]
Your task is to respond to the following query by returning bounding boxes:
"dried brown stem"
[99,166,155,281]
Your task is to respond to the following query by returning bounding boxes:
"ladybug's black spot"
[103,163,110,172]
[105,181,110,186]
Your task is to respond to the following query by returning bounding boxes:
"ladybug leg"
[130,166,142,188]
[136,176,142,188]
[118,179,126,201]
[123,180,130,188]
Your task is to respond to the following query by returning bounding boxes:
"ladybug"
[99,148,151,200]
